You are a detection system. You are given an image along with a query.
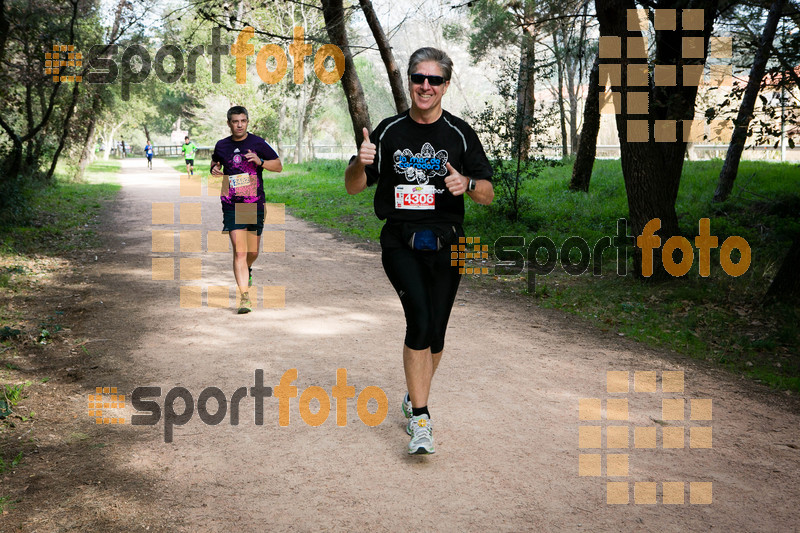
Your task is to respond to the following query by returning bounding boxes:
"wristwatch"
[468,178,476,192]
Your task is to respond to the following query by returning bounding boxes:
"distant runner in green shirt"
[182,136,198,176]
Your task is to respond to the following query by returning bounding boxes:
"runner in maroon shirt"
[211,106,282,314]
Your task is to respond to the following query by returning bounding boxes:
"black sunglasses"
[410,73,447,86]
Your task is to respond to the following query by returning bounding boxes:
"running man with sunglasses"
[345,47,494,455]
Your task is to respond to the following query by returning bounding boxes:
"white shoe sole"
[408,442,435,455]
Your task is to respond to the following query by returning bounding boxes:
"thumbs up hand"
[444,163,468,196]
[358,127,376,166]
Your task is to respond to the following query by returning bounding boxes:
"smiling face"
[408,60,449,120]
[227,113,249,140]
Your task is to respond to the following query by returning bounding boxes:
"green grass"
[266,160,383,241]
[230,157,799,393]
[0,160,121,255]
[170,159,210,176]
[0,451,23,474]
[0,495,19,513]
[468,159,800,254]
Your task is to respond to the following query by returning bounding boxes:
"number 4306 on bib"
[395,184,435,210]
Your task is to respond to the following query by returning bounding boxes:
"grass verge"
[0,160,121,256]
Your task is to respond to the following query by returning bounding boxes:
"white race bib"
[228,173,252,189]
[395,184,435,210]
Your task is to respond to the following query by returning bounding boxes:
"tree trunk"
[71,1,125,178]
[596,0,718,279]
[555,32,568,160]
[566,52,579,156]
[0,136,23,216]
[568,9,588,155]
[104,135,112,160]
[75,112,98,180]
[24,82,35,170]
[569,55,600,192]
[514,9,536,160]
[24,138,35,172]
[714,0,785,202]
[686,142,696,160]
[277,99,286,159]
[295,84,305,164]
[0,0,9,66]
[104,120,125,161]
[765,234,800,303]
[301,77,321,160]
[45,81,82,181]
[359,0,408,113]
[320,0,372,147]
[98,127,108,160]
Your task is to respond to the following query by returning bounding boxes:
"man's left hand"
[444,163,468,196]
[244,150,261,167]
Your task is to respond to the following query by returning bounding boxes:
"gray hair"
[407,47,453,81]
[227,106,249,121]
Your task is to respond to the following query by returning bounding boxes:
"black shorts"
[185,158,194,165]
[222,208,265,236]
[380,221,463,353]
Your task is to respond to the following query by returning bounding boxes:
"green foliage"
[0,384,25,419]
[273,160,383,241]
[442,22,469,43]
[0,161,37,226]
[467,56,558,221]
[0,161,121,255]
[0,452,24,474]
[37,312,64,345]
[0,0,116,214]
[0,327,22,340]
[0,496,20,513]
[354,57,398,124]
[709,3,800,149]
[465,0,520,58]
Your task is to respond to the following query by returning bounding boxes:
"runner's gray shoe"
[407,414,435,455]
[402,391,412,419]
[403,392,414,436]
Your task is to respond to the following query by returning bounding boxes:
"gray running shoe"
[402,391,412,419]
[407,414,435,455]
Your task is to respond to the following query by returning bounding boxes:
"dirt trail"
[6,157,800,532]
